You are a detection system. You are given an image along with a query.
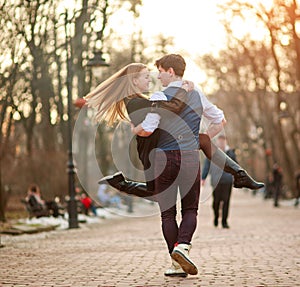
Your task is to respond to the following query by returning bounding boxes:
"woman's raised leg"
[199,134,264,190]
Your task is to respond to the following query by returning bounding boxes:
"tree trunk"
[0,158,5,222]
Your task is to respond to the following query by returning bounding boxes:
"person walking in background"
[294,169,300,207]
[202,135,236,229]
[272,163,283,207]
[97,184,122,208]
[264,171,274,199]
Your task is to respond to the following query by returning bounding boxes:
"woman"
[26,183,60,217]
[85,63,263,201]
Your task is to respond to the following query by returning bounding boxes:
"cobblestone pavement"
[1,188,299,287]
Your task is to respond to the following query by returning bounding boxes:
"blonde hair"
[84,63,148,126]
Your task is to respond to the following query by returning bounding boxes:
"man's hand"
[130,122,136,134]
[182,80,194,92]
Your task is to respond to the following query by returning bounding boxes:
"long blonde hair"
[84,63,148,126]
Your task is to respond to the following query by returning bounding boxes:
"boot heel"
[98,171,125,185]
[234,170,264,190]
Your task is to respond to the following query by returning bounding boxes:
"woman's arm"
[151,81,193,114]
[131,82,193,137]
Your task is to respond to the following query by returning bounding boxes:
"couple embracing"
[85,54,263,277]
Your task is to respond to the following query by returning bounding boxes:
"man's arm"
[195,86,226,138]
[132,82,191,137]
[206,119,227,138]
[157,80,193,114]
[153,87,188,114]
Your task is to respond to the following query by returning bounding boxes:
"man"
[202,135,236,228]
[136,54,225,277]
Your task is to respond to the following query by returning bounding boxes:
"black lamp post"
[64,11,79,229]
[64,9,109,229]
[83,50,109,193]
[76,51,109,197]
[87,50,109,77]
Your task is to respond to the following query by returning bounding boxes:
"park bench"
[21,199,50,218]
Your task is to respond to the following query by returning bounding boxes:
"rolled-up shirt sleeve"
[140,91,167,132]
[149,91,168,101]
[196,87,224,124]
[141,113,161,132]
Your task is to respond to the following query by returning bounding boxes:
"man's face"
[157,65,172,87]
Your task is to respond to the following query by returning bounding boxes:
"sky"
[107,0,275,84]
[58,0,275,59]
[137,0,275,56]
[55,0,228,85]
[137,0,227,57]
[107,0,229,84]
[56,0,276,85]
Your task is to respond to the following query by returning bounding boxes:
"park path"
[0,187,299,287]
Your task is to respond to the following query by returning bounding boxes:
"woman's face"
[133,68,151,93]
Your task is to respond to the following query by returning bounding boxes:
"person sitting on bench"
[25,183,60,218]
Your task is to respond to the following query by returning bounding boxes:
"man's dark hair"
[155,54,186,77]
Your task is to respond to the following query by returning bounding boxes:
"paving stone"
[0,189,299,286]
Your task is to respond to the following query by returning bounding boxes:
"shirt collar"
[167,80,182,88]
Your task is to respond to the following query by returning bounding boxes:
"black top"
[125,97,160,191]
[125,89,188,190]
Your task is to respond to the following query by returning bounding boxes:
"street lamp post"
[64,11,78,229]
[63,8,109,229]
[83,50,109,193]
[87,50,109,77]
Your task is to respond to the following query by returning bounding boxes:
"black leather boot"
[211,149,265,190]
[98,172,157,201]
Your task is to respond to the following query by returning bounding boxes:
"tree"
[198,0,300,193]
[0,0,153,220]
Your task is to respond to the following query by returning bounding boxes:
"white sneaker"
[171,243,198,275]
[164,258,187,277]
